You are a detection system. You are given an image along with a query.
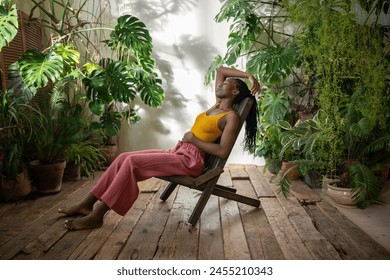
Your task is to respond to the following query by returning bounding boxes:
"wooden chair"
[157,97,261,225]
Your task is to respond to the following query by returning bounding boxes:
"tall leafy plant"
[287,0,389,175]
[206,0,301,173]
[4,0,165,141]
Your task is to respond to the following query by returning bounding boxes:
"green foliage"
[260,90,290,124]
[64,142,105,178]
[0,90,31,180]
[255,90,290,161]
[247,43,299,85]
[357,0,390,19]
[349,163,382,208]
[0,0,18,52]
[106,14,153,58]
[17,50,64,89]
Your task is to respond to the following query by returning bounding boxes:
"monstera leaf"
[106,61,137,103]
[52,43,80,75]
[18,49,63,89]
[260,91,290,125]
[247,43,299,85]
[83,61,137,105]
[0,2,18,52]
[106,15,153,57]
[100,111,122,137]
[138,76,164,107]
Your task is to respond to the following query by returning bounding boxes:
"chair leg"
[160,182,178,201]
[188,179,218,226]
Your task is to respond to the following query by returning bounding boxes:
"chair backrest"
[202,97,254,173]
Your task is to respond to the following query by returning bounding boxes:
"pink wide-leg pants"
[91,141,205,215]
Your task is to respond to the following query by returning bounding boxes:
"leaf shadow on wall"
[122,0,221,149]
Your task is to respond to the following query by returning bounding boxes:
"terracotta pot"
[327,183,354,206]
[63,163,81,181]
[29,159,66,194]
[0,171,32,201]
[281,161,299,180]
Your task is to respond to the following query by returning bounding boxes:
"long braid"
[233,78,258,152]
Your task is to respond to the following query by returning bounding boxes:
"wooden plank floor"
[0,164,389,260]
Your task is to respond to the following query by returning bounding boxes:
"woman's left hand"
[182,131,194,142]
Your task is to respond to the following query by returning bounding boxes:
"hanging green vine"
[286,0,389,174]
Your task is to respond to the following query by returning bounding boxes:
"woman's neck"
[217,99,234,111]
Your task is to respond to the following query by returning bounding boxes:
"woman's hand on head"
[248,74,261,95]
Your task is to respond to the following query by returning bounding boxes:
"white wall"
[114,0,265,166]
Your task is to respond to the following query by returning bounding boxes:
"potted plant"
[1,0,166,192]
[0,90,32,201]
[63,142,105,180]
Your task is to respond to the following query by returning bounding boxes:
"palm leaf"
[0,3,18,52]
[18,49,63,89]
[349,163,382,208]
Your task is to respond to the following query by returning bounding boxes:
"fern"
[349,163,382,208]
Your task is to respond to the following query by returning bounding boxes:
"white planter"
[327,183,354,206]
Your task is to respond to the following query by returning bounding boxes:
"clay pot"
[63,162,81,181]
[29,159,66,194]
[0,171,32,201]
[281,161,299,180]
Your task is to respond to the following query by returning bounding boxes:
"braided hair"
[232,78,258,152]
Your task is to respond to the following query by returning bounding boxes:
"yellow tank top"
[190,106,233,142]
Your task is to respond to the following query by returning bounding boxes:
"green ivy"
[286,0,389,174]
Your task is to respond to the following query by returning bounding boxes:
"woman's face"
[216,78,239,97]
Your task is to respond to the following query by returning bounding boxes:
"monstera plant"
[1,0,165,191]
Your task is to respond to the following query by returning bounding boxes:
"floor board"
[0,165,389,260]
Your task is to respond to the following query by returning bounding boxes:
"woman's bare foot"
[58,204,93,216]
[58,193,98,216]
[64,215,103,231]
[64,201,109,231]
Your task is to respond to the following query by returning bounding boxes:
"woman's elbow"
[217,148,231,159]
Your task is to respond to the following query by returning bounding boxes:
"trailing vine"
[286,0,389,174]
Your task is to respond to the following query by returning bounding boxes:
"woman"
[59,67,260,230]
